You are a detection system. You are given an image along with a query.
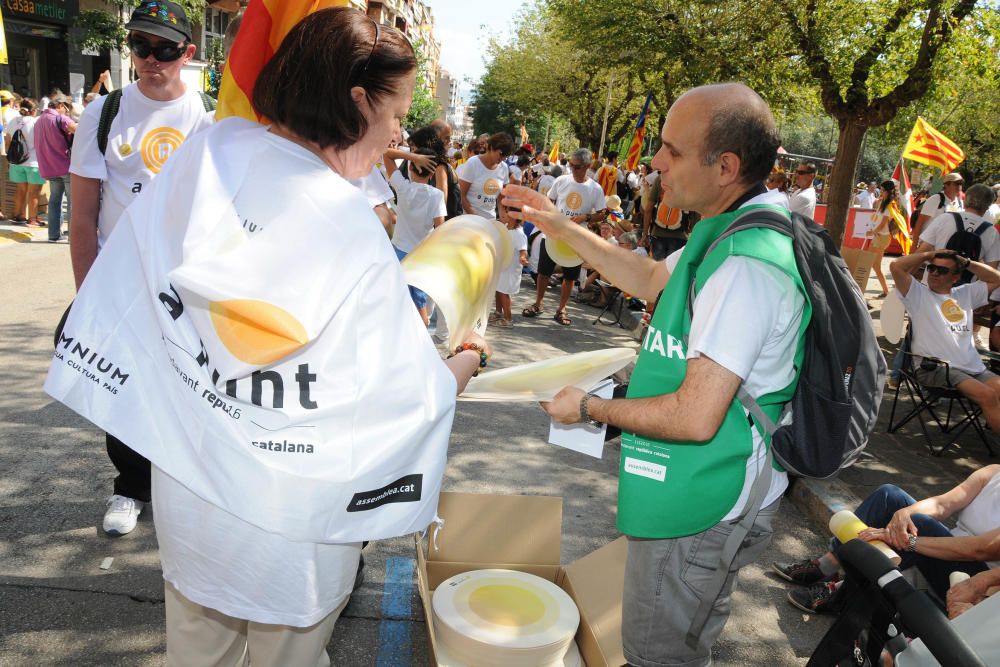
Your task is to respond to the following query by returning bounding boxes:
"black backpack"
[944,212,991,285]
[7,128,29,164]
[705,208,887,479]
[97,88,216,155]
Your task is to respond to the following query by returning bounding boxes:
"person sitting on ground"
[774,464,1000,614]
[889,250,1000,429]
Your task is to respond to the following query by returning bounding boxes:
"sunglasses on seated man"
[925,263,960,276]
[127,36,188,62]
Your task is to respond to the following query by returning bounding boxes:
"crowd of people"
[17,1,999,665]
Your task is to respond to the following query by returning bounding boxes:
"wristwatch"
[906,534,918,553]
[579,393,603,427]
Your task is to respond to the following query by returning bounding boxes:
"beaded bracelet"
[448,342,489,376]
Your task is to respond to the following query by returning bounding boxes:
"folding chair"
[592,279,625,327]
[887,326,995,457]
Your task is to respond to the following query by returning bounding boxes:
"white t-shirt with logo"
[920,192,964,220]
[5,114,40,167]
[536,174,555,197]
[458,155,507,219]
[901,280,987,374]
[70,83,215,248]
[389,170,446,253]
[547,174,605,219]
[920,211,1000,265]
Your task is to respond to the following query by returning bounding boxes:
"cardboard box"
[841,244,878,294]
[415,492,627,667]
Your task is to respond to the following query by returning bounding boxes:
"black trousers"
[106,433,151,502]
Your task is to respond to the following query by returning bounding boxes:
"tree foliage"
[72,1,206,53]
[405,38,442,129]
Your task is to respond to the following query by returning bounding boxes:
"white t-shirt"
[70,83,214,248]
[664,190,799,519]
[458,155,507,219]
[920,192,963,220]
[985,203,999,225]
[1,106,18,128]
[952,470,1000,569]
[920,211,1000,265]
[354,165,394,208]
[854,191,875,209]
[389,170,446,253]
[527,228,543,273]
[547,174,605,219]
[509,164,522,184]
[536,174,555,197]
[497,226,528,296]
[900,280,988,375]
[4,114,39,167]
[152,131,383,627]
[788,185,817,219]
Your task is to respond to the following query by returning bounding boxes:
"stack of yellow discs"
[432,569,581,667]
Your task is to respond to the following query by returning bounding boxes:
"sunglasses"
[127,37,186,62]
[925,264,957,276]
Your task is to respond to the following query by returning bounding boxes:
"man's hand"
[502,184,575,241]
[856,527,905,550]
[540,386,587,424]
[946,571,992,619]
[886,507,918,548]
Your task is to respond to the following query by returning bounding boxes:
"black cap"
[125,1,192,43]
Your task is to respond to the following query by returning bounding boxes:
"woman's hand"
[502,185,574,241]
[540,386,587,424]
[408,152,435,173]
[461,331,491,359]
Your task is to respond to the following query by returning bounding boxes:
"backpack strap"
[198,90,217,112]
[97,89,123,156]
[974,221,991,237]
[952,211,964,234]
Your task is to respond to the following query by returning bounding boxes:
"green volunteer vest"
[618,204,811,538]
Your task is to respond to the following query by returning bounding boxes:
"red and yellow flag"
[624,93,652,171]
[901,117,965,174]
[217,0,350,122]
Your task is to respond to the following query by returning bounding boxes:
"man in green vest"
[502,83,810,666]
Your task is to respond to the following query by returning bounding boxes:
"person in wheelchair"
[888,250,1000,431]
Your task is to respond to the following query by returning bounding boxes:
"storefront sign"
[4,0,78,26]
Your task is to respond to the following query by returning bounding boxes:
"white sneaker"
[103,495,144,536]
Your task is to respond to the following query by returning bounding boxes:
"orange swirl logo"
[566,191,583,210]
[140,127,185,173]
[483,178,501,196]
[940,299,964,323]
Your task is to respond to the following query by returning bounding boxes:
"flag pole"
[598,71,615,158]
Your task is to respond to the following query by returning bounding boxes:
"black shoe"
[772,558,832,585]
[787,581,843,614]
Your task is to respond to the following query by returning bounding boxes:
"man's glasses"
[926,264,957,276]
[795,170,813,175]
[127,37,186,62]
[569,163,586,170]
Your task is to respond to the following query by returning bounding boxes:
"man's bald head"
[430,118,451,141]
[674,83,780,188]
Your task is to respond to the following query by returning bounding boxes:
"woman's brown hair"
[253,7,416,150]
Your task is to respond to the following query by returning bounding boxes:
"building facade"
[1,0,82,99]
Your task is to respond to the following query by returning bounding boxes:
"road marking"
[376,556,415,667]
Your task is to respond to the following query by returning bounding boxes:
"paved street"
[4,230,837,666]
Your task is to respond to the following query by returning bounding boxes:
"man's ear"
[717,151,742,187]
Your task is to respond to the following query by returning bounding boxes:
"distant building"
[366,0,441,94]
[437,69,460,123]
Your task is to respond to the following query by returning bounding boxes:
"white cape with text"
[44,118,458,543]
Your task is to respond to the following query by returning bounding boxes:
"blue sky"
[427,0,524,101]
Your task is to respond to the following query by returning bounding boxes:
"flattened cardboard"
[416,491,626,667]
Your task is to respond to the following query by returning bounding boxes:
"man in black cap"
[69,0,215,536]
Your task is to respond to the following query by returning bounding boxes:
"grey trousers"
[622,498,780,667]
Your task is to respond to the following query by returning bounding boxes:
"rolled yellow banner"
[829,510,901,566]
[401,215,512,350]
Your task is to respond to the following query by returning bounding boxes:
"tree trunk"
[824,117,867,248]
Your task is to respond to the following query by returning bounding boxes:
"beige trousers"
[164,582,350,667]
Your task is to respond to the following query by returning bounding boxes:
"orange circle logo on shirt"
[565,192,583,210]
[940,299,964,323]
[140,127,186,173]
[209,299,309,365]
[483,178,501,196]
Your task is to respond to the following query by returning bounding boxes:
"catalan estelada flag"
[217,0,350,122]
[624,93,652,171]
[890,160,914,254]
[901,117,965,174]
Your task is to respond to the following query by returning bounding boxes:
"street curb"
[787,476,863,535]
